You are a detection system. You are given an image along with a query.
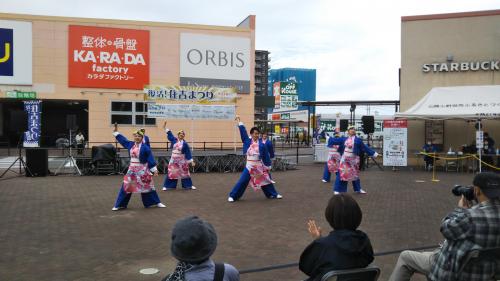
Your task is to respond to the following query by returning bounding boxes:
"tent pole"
[478,119,482,173]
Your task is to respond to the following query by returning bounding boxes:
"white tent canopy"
[396,85,500,120]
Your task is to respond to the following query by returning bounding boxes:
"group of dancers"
[111,119,375,211]
[322,126,379,194]
[111,117,282,211]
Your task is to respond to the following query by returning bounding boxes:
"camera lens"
[452,185,475,201]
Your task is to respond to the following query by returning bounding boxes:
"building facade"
[265,68,316,137]
[401,10,500,156]
[254,50,270,121]
[0,13,257,148]
[268,68,316,111]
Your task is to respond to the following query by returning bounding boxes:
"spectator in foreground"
[162,216,239,281]
[299,194,374,281]
[388,172,500,281]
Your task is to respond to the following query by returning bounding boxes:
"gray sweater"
[184,259,239,281]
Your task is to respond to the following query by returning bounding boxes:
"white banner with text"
[147,104,235,120]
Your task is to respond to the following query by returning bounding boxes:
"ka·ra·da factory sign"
[68,25,149,89]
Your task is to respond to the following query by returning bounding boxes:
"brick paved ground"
[0,164,474,281]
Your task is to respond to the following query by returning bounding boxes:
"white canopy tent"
[396,85,500,172]
[395,85,500,120]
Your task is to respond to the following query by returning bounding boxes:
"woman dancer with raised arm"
[228,116,282,202]
[111,123,166,211]
[329,125,379,194]
[162,121,196,190]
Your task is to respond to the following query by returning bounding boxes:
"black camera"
[452,185,475,201]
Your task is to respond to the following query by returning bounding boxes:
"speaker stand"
[54,155,82,176]
[0,134,33,178]
[54,130,82,176]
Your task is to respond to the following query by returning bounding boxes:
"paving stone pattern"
[0,165,474,281]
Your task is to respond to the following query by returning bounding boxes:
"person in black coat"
[299,194,374,281]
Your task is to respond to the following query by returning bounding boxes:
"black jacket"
[299,229,374,281]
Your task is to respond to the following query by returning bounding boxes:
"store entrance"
[0,99,88,147]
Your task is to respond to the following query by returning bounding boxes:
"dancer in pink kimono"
[330,125,379,194]
[162,121,196,190]
[111,123,166,211]
[228,116,282,202]
[322,130,343,183]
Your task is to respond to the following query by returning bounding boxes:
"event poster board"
[144,86,237,104]
[383,120,407,166]
[145,86,237,120]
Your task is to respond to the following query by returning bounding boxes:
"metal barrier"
[0,143,316,174]
[238,244,439,274]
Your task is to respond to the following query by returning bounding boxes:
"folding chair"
[272,154,286,171]
[320,265,381,281]
[445,158,459,172]
[457,247,500,279]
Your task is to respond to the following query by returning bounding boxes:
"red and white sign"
[383,120,408,128]
[383,120,408,167]
[68,25,149,89]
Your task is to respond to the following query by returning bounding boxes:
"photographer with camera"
[388,172,500,281]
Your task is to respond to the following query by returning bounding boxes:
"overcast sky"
[2,0,499,114]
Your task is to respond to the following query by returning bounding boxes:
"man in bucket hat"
[163,216,239,281]
[388,172,500,281]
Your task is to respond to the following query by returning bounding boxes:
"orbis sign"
[185,49,245,68]
[422,59,500,73]
[68,25,149,89]
[180,33,251,93]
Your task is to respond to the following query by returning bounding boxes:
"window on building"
[111,101,156,126]
[112,102,133,112]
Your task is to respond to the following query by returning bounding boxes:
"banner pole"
[233,101,237,152]
[432,153,440,182]
[191,118,194,151]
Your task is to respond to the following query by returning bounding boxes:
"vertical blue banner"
[23,100,42,147]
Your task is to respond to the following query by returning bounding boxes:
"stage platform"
[0,148,298,176]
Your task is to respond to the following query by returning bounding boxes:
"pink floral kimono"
[246,141,274,191]
[339,137,360,182]
[168,141,190,180]
[123,144,154,193]
[327,145,341,173]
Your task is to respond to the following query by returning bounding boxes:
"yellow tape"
[471,155,500,171]
[419,152,473,160]
[418,152,500,170]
